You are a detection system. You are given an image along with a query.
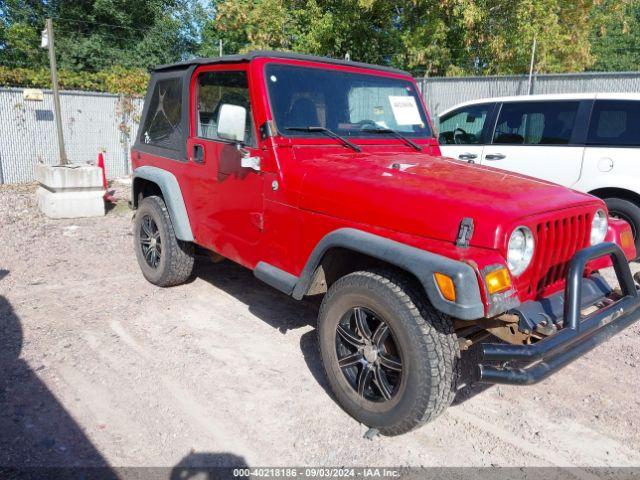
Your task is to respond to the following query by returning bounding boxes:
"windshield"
[265,63,432,139]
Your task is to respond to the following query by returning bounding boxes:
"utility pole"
[527,36,537,96]
[44,18,68,165]
[219,39,223,57]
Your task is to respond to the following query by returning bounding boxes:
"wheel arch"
[589,187,640,207]
[131,166,194,242]
[132,177,163,205]
[304,247,401,296]
[291,228,486,320]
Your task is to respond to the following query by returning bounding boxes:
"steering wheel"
[355,119,379,130]
[453,127,468,144]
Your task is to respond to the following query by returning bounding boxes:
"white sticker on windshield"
[389,96,422,125]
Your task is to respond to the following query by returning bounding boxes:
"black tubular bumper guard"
[477,242,640,385]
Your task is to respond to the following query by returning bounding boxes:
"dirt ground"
[1,181,639,474]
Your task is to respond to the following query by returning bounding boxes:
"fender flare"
[290,228,485,320]
[131,166,194,242]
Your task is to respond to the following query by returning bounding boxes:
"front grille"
[526,212,592,298]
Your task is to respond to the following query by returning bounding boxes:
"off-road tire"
[317,269,459,436]
[134,195,194,287]
[605,197,640,260]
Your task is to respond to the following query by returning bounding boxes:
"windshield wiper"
[286,126,361,152]
[364,127,422,151]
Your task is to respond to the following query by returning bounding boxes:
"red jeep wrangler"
[131,51,640,435]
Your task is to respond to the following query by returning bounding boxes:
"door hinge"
[259,120,276,140]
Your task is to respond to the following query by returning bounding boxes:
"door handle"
[192,144,204,163]
[458,153,478,160]
[485,153,505,160]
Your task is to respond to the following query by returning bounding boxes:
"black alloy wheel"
[133,195,194,287]
[139,214,162,269]
[318,269,459,435]
[335,306,403,402]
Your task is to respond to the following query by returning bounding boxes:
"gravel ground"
[1,182,639,474]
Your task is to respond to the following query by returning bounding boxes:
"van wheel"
[134,195,195,286]
[605,197,640,260]
[317,269,459,436]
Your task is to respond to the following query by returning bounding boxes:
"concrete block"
[34,164,105,219]
[35,163,103,189]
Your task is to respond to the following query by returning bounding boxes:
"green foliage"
[199,0,617,76]
[437,0,597,75]
[200,0,403,65]
[0,0,210,72]
[0,66,149,95]
[590,0,640,72]
[0,0,637,88]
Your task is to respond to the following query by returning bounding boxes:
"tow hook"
[535,318,557,336]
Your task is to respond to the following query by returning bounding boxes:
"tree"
[199,0,401,64]
[0,0,210,72]
[426,0,597,76]
[2,0,636,80]
[199,0,601,77]
[0,0,48,68]
[590,0,640,72]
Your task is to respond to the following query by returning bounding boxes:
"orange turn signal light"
[621,230,634,251]
[485,268,512,295]
[434,273,456,302]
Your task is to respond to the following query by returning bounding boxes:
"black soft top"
[154,50,408,76]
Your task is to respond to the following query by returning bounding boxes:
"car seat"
[494,110,524,144]
[284,97,320,129]
[540,118,569,144]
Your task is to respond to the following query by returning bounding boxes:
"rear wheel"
[134,195,194,286]
[317,269,459,436]
[605,197,640,260]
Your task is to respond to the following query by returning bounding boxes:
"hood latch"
[456,217,474,248]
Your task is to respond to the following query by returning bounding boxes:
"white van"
[437,93,640,256]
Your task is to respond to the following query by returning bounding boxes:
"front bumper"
[477,242,640,385]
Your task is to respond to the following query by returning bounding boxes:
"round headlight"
[507,226,535,276]
[591,209,608,245]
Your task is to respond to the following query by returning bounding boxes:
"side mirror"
[217,104,247,143]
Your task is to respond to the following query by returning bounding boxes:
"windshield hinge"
[260,120,276,140]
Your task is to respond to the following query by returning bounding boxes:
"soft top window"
[141,77,183,151]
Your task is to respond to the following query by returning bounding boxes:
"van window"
[493,101,579,145]
[196,70,255,145]
[587,100,640,147]
[438,104,491,145]
[141,77,183,151]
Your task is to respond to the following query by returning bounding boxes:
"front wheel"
[317,269,459,436]
[134,195,195,287]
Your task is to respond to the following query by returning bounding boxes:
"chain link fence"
[0,87,142,184]
[2,71,640,184]
[420,71,640,118]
